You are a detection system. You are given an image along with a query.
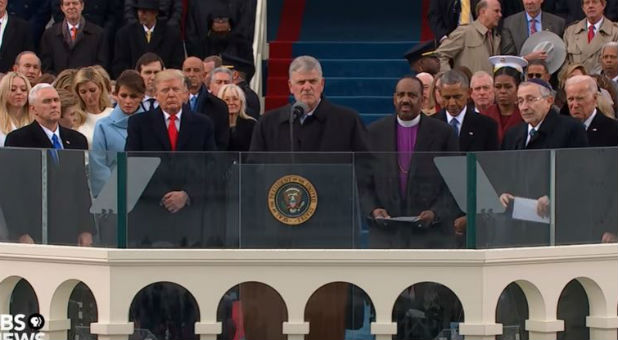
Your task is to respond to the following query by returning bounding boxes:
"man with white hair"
[5,83,93,246]
[470,71,495,113]
[565,75,618,146]
[250,55,367,152]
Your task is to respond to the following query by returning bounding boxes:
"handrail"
[251,0,267,111]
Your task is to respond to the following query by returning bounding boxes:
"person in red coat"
[482,57,526,143]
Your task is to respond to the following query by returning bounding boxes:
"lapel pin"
[66,140,71,144]
[468,132,474,135]
[592,128,598,132]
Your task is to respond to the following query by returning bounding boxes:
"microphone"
[290,101,308,122]
[289,101,308,153]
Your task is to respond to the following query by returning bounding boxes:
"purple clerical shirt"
[397,120,419,198]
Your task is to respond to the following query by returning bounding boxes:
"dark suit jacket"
[361,114,459,249]
[0,16,34,73]
[39,20,108,74]
[250,98,368,152]
[500,10,565,55]
[502,109,589,149]
[434,107,499,151]
[193,85,229,150]
[112,21,183,77]
[229,117,256,151]
[4,121,94,244]
[125,107,217,247]
[587,111,618,147]
[238,80,261,119]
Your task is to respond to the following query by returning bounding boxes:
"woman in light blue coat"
[90,70,145,197]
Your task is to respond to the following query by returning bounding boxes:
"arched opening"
[496,283,529,340]
[10,279,39,337]
[392,282,464,340]
[68,282,98,340]
[129,281,199,340]
[217,282,288,340]
[304,282,375,340]
[557,279,589,340]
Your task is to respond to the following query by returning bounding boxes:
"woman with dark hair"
[481,66,523,144]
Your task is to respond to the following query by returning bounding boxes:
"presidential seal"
[268,175,318,225]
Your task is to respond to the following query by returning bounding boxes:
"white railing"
[251,0,268,110]
[0,243,616,340]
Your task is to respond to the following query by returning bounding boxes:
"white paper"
[376,216,420,222]
[512,197,550,224]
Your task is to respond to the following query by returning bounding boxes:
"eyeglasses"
[527,73,545,79]
[517,96,544,105]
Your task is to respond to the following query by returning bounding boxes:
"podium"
[239,160,356,248]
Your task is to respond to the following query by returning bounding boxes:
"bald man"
[182,56,229,150]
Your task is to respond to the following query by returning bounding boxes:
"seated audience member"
[217,84,256,151]
[208,67,233,99]
[185,7,253,61]
[113,0,183,78]
[592,74,618,118]
[203,55,222,85]
[72,67,113,147]
[0,3,33,74]
[563,0,618,75]
[416,72,437,115]
[136,53,164,112]
[481,57,526,144]
[526,59,552,83]
[40,0,108,75]
[12,52,42,85]
[57,88,82,129]
[124,0,183,28]
[222,53,261,119]
[52,68,78,91]
[5,83,94,246]
[470,71,495,114]
[0,72,32,146]
[556,63,588,112]
[433,70,499,151]
[565,75,618,146]
[182,56,229,150]
[91,70,145,196]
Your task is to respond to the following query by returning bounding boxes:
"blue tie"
[449,118,460,136]
[50,134,62,164]
[190,96,197,111]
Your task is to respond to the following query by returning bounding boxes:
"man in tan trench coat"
[436,0,503,74]
[564,0,618,74]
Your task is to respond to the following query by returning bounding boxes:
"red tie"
[168,114,178,151]
[71,27,77,41]
[588,25,595,43]
[530,19,537,34]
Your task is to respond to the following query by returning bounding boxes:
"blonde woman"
[72,67,113,147]
[0,72,32,146]
[218,84,256,151]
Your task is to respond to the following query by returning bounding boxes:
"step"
[360,113,391,125]
[269,41,419,59]
[328,96,393,113]
[268,58,410,78]
[266,77,399,97]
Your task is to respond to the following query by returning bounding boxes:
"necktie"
[530,19,537,35]
[168,114,178,151]
[487,30,494,53]
[588,25,595,43]
[146,30,151,43]
[527,128,537,147]
[147,98,156,112]
[460,0,471,24]
[50,134,62,163]
[299,113,308,125]
[71,27,77,41]
[190,96,197,111]
[450,118,460,136]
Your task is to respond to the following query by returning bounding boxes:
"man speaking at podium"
[250,55,367,152]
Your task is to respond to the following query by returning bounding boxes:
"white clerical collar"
[583,109,597,130]
[446,106,467,125]
[397,113,420,127]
